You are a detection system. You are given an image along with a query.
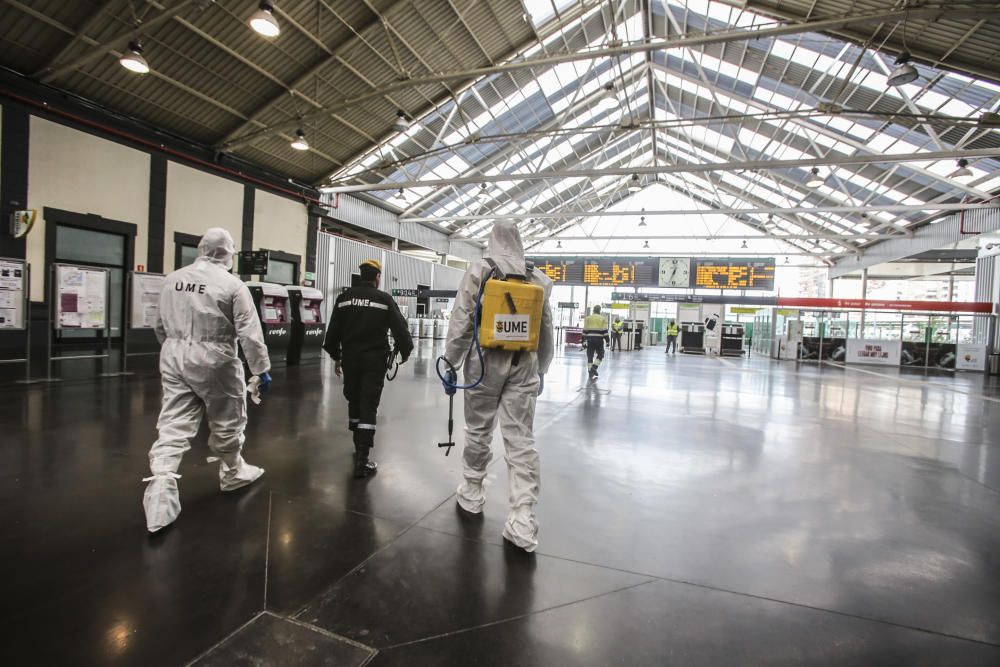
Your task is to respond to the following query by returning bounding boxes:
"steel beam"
[38,0,201,83]
[322,145,1000,192]
[219,2,984,151]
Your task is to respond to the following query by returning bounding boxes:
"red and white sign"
[777,297,993,314]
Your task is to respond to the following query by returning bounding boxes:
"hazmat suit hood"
[486,220,526,278]
[198,228,237,270]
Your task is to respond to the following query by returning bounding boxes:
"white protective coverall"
[444,220,554,551]
[143,228,271,532]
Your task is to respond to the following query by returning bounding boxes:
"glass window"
[56,225,125,266]
[265,259,296,285]
[179,244,199,268]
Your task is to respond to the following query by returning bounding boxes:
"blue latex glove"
[537,374,544,396]
[443,368,458,396]
[258,372,272,394]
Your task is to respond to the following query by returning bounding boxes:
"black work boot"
[353,432,378,478]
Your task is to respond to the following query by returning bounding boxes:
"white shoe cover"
[502,505,538,552]
[143,473,182,533]
[456,481,486,514]
[219,456,265,492]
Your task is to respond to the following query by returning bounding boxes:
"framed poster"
[130,272,165,329]
[956,343,987,371]
[0,258,27,330]
[54,264,108,330]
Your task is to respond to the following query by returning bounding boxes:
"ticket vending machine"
[245,282,291,366]
[286,286,325,365]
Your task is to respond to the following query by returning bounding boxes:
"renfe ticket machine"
[286,286,326,365]
[246,282,291,365]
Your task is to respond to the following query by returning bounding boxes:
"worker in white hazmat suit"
[442,220,554,552]
[143,228,272,533]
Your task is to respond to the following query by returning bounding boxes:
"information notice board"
[55,264,108,330]
[130,272,165,329]
[0,258,27,330]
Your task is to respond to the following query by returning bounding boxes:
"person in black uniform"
[323,259,413,478]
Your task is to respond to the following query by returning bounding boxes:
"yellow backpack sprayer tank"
[478,274,543,352]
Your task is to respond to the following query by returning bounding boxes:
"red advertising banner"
[776,297,993,313]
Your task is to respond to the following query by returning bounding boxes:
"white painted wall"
[253,189,308,272]
[164,161,243,272]
[26,117,150,300]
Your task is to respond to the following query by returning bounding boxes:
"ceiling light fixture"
[741,240,748,249]
[119,41,149,74]
[597,83,619,111]
[556,240,562,249]
[638,216,646,227]
[476,183,488,198]
[887,52,918,87]
[628,173,641,193]
[393,188,405,200]
[951,158,973,179]
[290,129,309,150]
[643,240,650,249]
[249,2,280,37]
[806,167,825,188]
[393,110,409,133]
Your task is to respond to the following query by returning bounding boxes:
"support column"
[859,269,868,334]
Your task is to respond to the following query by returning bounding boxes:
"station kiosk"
[246,282,291,365]
[286,286,325,365]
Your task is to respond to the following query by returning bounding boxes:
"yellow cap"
[360,259,382,272]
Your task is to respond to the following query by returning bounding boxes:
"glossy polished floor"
[4,342,1000,666]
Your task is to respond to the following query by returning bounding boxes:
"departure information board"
[530,257,775,290]
[690,258,775,290]
[531,258,659,287]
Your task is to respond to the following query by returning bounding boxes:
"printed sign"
[493,314,530,341]
[557,302,579,309]
[956,343,987,371]
[392,288,419,297]
[0,258,26,330]
[846,339,901,366]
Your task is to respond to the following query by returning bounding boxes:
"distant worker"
[143,228,271,534]
[611,317,624,351]
[442,221,553,552]
[665,319,680,354]
[323,259,413,478]
[584,305,609,379]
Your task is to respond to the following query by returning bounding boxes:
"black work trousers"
[665,335,677,354]
[611,332,622,351]
[586,336,606,365]
[343,351,387,450]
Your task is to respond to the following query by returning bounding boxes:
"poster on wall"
[845,339,901,366]
[0,258,27,330]
[55,264,108,330]
[956,343,988,371]
[130,272,165,329]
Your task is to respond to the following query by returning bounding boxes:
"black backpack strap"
[484,257,505,281]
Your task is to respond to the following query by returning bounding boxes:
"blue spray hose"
[436,267,494,391]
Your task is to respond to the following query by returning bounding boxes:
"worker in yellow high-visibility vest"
[611,317,624,351]
[583,306,609,379]
[665,320,680,354]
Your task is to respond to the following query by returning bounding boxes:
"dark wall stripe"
[146,154,167,273]
[306,215,318,278]
[240,185,255,280]
[0,106,30,259]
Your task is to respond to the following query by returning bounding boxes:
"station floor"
[3,342,1000,666]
